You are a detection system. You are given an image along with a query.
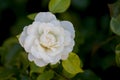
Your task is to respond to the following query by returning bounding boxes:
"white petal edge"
[50,55,61,64]
[35,12,56,22]
[27,22,40,35]
[61,21,75,38]
[61,54,68,60]
[34,58,48,67]
[64,30,72,46]
[28,53,36,61]
[19,26,28,47]
[24,35,35,52]
[28,54,48,67]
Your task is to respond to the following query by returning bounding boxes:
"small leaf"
[115,44,120,67]
[16,34,20,39]
[62,52,84,74]
[27,13,37,20]
[37,70,54,80]
[110,15,120,35]
[49,0,71,13]
[30,62,45,76]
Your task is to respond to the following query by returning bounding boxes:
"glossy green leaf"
[115,44,120,67]
[37,70,54,80]
[49,0,71,13]
[30,62,45,76]
[27,13,37,20]
[62,69,76,78]
[110,15,120,35]
[62,52,84,74]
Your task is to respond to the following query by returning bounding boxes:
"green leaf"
[30,62,45,76]
[115,44,120,67]
[49,0,71,13]
[27,13,37,20]
[62,52,84,74]
[62,69,76,78]
[110,0,120,17]
[1,37,23,67]
[16,34,20,39]
[8,77,17,80]
[0,67,15,80]
[110,15,120,35]
[50,63,59,68]
[74,70,101,80]
[37,70,54,80]
[19,51,29,71]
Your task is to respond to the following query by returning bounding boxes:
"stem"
[92,35,117,55]
[49,67,70,80]
[53,70,70,80]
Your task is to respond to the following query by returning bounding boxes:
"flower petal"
[19,26,28,47]
[64,30,72,46]
[34,58,48,67]
[28,54,48,67]
[27,22,40,35]
[24,35,35,52]
[61,40,74,60]
[61,54,68,60]
[31,39,53,63]
[35,12,56,22]
[51,20,61,27]
[61,21,75,38]
[28,53,35,61]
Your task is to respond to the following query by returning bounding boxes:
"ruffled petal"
[31,39,53,63]
[64,30,72,46]
[34,58,48,67]
[28,53,36,61]
[35,12,56,22]
[28,54,48,67]
[50,20,61,27]
[61,54,68,60]
[24,35,36,52]
[61,21,75,38]
[19,26,28,47]
[50,55,61,64]
[61,40,74,60]
[27,22,40,35]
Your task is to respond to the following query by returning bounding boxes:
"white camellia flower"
[19,12,75,67]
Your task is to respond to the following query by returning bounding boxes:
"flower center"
[40,33,56,49]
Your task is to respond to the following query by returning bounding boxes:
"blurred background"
[0,0,120,80]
